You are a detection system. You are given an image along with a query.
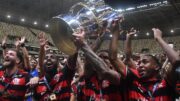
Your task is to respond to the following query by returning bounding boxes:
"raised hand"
[15,37,21,48]
[44,44,50,52]
[72,28,86,48]
[38,32,48,47]
[73,28,85,42]
[26,77,39,86]
[152,28,162,40]
[19,36,26,45]
[126,28,137,38]
[110,17,124,33]
[1,36,7,49]
[15,36,26,48]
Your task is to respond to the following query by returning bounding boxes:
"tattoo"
[82,43,108,74]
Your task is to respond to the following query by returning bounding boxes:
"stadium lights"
[109,34,112,37]
[7,15,11,19]
[137,5,148,9]
[116,0,168,12]
[146,32,150,36]
[134,34,137,37]
[170,29,174,33]
[45,24,49,28]
[33,21,38,25]
[126,7,135,11]
[117,9,124,12]
[21,18,25,22]
[149,2,162,7]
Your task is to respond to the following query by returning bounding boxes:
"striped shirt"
[73,75,123,101]
[35,65,75,101]
[51,65,75,101]
[123,68,175,101]
[0,69,29,101]
[175,63,180,98]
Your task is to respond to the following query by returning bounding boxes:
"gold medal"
[49,93,57,101]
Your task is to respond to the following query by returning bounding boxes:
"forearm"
[2,49,6,58]
[156,37,180,86]
[91,32,105,52]
[124,37,136,68]
[22,47,31,70]
[109,32,119,60]
[38,46,45,76]
[125,37,132,59]
[82,43,120,84]
[82,43,107,73]
[109,31,126,74]
[156,37,180,65]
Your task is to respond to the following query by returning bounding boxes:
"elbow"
[101,70,120,85]
[170,53,180,65]
[101,70,110,79]
[175,56,180,62]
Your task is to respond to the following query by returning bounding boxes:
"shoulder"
[17,69,30,80]
[0,70,4,76]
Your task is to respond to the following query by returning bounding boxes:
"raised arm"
[91,21,107,52]
[14,37,22,51]
[124,29,137,68]
[152,28,180,85]
[1,36,7,58]
[38,32,47,76]
[16,36,31,70]
[109,19,126,77]
[73,29,120,85]
[152,28,180,66]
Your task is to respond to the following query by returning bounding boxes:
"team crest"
[102,80,109,88]
[54,74,60,82]
[13,78,20,85]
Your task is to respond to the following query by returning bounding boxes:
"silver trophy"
[49,0,122,55]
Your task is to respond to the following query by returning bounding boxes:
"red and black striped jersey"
[73,75,123,101]
[51,65,75,101]
[0,69,29,101]
[175,62,180,98]
[102,80,124,101]
[35,65,75,101]
[123,67,176,101]
[176,81,180,95]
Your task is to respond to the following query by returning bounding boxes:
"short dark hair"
[8,49,23,64]
[46,51,59,61]
[145,54,161,67]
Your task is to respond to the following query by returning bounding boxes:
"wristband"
[21,43,25,47]
[1,44,6,49]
